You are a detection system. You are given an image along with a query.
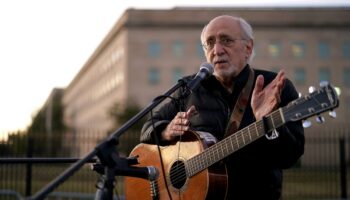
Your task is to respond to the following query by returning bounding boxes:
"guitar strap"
[224,67,255,137]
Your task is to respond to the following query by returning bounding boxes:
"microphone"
[91,163,159,180]
[187,62,214,92]
[116,166,159,181]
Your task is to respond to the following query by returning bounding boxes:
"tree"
[26,89,66,156]
[107,102,146,154]
[0,130,27,156]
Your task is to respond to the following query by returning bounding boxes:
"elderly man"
[140,15,304,200]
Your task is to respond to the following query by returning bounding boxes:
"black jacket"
[140,65,305,200]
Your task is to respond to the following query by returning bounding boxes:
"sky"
[0,0,349,137]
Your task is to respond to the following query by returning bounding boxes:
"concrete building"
[62,7,350,157]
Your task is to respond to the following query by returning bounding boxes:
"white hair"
[201,16,255,64]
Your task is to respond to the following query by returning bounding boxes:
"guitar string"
[130,110,284,192]
[162,92,328,188]
[176,91,188,199]
[160,120,267,188]
[127,108,257,192]
[126,114,322,196]
[129,94,183,199]
[128,97,316,192]
[126,98,185,197]
[176,115,183,199]
[190,122,265,175]
[171,88,326,182]
[163,82,282,188]
[127,118,288,194]
[164,111,285,187]
[162,132,259,187]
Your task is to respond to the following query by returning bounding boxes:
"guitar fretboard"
[186,108,285,177]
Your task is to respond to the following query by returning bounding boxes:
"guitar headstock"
[283,83,339,124]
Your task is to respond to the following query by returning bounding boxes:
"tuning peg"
[329,110,337,118]
[334,86,341,97]
[302,120,312,128]
[308,86,316,93]
[319,81,329,87]
[316,115,325,123]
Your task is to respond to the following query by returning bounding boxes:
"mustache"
[213,59,228,65]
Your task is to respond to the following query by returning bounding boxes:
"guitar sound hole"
[169,161,187,189]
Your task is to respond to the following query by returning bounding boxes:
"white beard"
[213,64,236,81]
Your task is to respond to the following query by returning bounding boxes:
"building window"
[197,40,205,58]
[148,67,160,85]
[342,41,350,59]
[291,41,306,59]
[319,68,331,83]
[148,41,161,58]
[268,41,282,58]
[172,41,184,57]
[172,68,183,83]
[294,68,306,85]
[318,41,330,59]
[344,68,350,87]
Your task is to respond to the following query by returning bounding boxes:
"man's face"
[202,16,253,80]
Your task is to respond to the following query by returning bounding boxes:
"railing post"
[339,137,347,199]
[25,135,33,197]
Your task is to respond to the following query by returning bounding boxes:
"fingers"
[276,69,285,84]
[173,106,196,130]
[252,71,285,120]
[162,106,197,141]
[163,116,189,140]
[275,70,286,97]
[186,105,197,118]
[276,69,285,80]
[173,113,191,127]
[252,74,264,97]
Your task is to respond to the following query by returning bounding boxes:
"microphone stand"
[28,80,188,200]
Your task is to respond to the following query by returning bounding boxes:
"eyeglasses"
[202,37,246,51]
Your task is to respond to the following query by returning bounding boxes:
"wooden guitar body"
[124,131,228,200]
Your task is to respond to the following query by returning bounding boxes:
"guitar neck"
[186,108,285,177]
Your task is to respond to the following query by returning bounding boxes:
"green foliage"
[27,95,66,133]
[28,109,46,133]
[107,102,146,154]
[0,130,28,157]
[26,93,67,156]
[108,102,145,132]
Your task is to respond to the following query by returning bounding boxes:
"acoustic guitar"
[124,84,339,200]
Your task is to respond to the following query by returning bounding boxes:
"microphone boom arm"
[28,79,187,200]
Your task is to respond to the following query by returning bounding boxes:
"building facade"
[62,7,350,156]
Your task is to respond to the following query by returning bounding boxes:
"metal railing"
[0,129,349,200]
